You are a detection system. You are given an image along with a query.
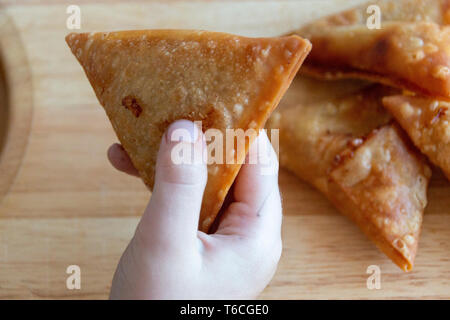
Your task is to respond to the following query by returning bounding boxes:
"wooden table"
[0,0,449,299]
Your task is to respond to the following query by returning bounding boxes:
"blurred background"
[0,0,448,299]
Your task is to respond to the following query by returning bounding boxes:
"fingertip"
[165,119,203,144]
[245,129,279,174]
[107,143,140,177]
[234,130,279,205]
[155,120,207,186]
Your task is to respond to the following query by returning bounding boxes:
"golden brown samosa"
[267,84,431,271]
[66,30,311,232]
[383,95,450,180]
[294,22,450,100]
[298,0,450,28]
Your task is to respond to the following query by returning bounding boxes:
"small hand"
[108,120,282,299]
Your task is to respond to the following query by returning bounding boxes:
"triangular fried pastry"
[267,84,431,271]
[383,95,450,180]
[294,21,450,100]
[268,84,395,193]
[328,124,430,271]
[66,30,311,232]
[298,0,450,29]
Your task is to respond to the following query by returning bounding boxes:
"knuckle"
[156,141,207,186]
[157,162,207,186]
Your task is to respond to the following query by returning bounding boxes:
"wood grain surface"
[0,11,33,204]
[0,0,448,299]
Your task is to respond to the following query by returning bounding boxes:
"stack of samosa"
[267,0,450,271]
[66,0,449,272]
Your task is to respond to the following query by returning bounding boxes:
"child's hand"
[108,120,282,299]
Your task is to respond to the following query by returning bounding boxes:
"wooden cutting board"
[0,0,449,299]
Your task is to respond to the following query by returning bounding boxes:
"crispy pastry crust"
[267,85,395,193]
[297,0,450,28]
[66,30,311,232]
[328,124,430,271]
[296,22,450,100]
[383,95,450,180]
[267,85,430,271]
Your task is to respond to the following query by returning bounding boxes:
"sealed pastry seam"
[290,0,450,100]
[328,124,430,271]
[266,84,430,271]
[383,94,450,180]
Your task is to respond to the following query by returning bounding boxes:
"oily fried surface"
[267,84,431,271]
[267,84,394,193]
[296,22,450,100]
[66,30,311,232]
[297,0,450,29]
[383,95,450,180]
[328,124,431,271]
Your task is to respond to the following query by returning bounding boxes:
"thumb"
[136,120,207,250]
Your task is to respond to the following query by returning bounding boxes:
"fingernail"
[166,120,201,143]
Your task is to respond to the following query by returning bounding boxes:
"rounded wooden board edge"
[0,10,33,203]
